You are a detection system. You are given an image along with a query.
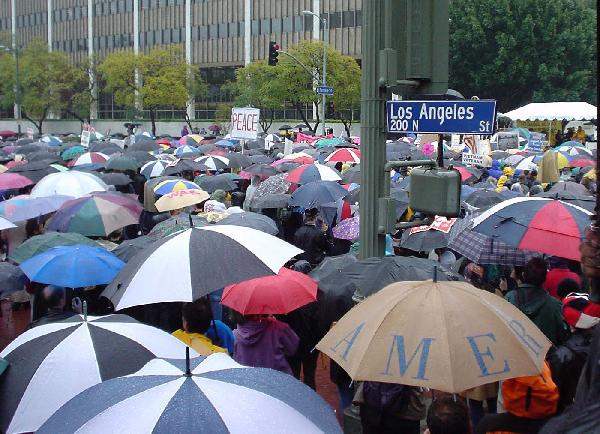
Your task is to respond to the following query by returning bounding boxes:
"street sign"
[316,85,334,96]
[230,107,260,140]
[386,100,497,135]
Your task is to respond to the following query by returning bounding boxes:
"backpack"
[502,362,559,419]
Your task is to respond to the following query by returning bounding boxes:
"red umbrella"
[569,158,595,168]
[222,267,318,314]
[0,173,34,190]
[0,130,16,138]
[455,166,475,182]
[5,160,27,169]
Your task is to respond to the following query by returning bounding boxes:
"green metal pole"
[359,0,387,259]
[14,47,21,136]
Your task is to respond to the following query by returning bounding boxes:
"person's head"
[42,285,67,310]
[425,396,471,434]
[556,278,581,300]
[181,300,212,334]
[530,170,538,179]
[334,162,343,171]
[26,218,44,238]
[304,207,319,223]
[522,257,548,287]
[292,260,312,274]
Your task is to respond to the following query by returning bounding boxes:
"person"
[172,301,229,355]
[232,313,299,375]
[29,285,81,327]
[243,175,260,211]
[575,126,586,144]
[554,130,564,146]
[358,382,426,434]
[293,208,332,266]
[543,257,582,300]
[546,292,600,412]
[181,124,189,137]
[505,257,570,345]
[556,278,581,300]
[425,396,471,434]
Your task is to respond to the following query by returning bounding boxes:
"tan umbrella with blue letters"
[316,280,551,393]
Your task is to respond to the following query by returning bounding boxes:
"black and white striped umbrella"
[194,155,230,171]
[102,225,302,310]
[0,314,193,434]
[39,353,341,434]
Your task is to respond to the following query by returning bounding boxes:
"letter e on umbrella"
[466,333,510,377]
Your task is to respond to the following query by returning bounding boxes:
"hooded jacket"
[233,317,299,375]
[506,284,570,346]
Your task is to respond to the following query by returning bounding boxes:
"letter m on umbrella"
[381,335,434,380]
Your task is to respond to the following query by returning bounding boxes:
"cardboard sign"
[230,107,260,140]
[81,130,91,147]
[497,132,519,150]
[462,152,486,167]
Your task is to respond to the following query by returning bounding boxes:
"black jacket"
[293,223,332,266]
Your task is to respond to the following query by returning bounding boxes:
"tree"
[0,40,85,133]
[270,40,361,134]
[214,102,233,134]
[449,0,597,111]
[62,56,102,124]
[331,55,361,136]
[99,46,206,136]
[226,61,281,132]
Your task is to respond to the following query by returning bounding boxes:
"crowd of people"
[0,124,599,434]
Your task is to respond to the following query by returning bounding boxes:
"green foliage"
[449,0,597,110]
[214,102,233,132]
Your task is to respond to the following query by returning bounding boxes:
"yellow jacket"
[172,329,227,356]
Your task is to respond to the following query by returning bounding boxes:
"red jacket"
[543,268,582,299]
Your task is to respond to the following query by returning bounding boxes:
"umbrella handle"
[185,346,191,376]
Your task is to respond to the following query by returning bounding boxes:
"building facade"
[0,0,363,120]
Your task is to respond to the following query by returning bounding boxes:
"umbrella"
[472,197,592,260]
[222,267,317,315]
[0,173,33,190]
[70,152,109,167]
[40,135,62,146]
[289,181,348,209]
[318,256,461,299]
[155,188,210,212]
[112,235,155,262]
[39,353,340,434]
[105,154,141,171]
[195,155,230,171]
[332,216,359,240]
[464,189,506,209]
[22,151,59,162]
[219,211,278,235]
[325,148,361,164]
[194,174,238,193]
[309,253,358,282]
[46,192,142,236]
[244,163,279,177]
[249,154,275,165]
[548,181,590,196]
[286,163,342,184]
[253,173,291,200]
[0,262,26,297]
[123,150,157,164]
[538,191,595,212]
[20,245,125,287]
[503,154,525,166]
[31,171,108,198]
[148,214,208,238]
[174,145,199,156]
[272,160,302,173]
[400,227,450,252]
[316,280,551,393]
[140,159,168,179]
[60,145,86,161]
[0,314,193,434]
[127,138,160,152]
[153,178,200,196]
[341,165,361,184]
[250,193,290,209]
[9,231,98,264]
[215,139,236,148]
[515,155,540,171]
[102,225,302,310]
[7,159,57,173]
[89,141,123,155]
[225,152,252,169]
[163,159,206,176]
[96,172,133,186]
[569,158,595,168]
[0,216,16,230]
[0,195,74,222]
[179,133,203,146]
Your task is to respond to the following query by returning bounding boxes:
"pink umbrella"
[0,173,34,190]
[5,160,27,169]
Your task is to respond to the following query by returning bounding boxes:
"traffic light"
[384,0,449,95]
[268,41,280,66]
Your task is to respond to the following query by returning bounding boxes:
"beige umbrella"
[155,188,209,212]
[316,280,551,393]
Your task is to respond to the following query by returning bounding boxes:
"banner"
[462,152,490,167]
[230,107,260,140]
[295,132,319,144]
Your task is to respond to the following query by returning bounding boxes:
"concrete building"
[0,0,363,122]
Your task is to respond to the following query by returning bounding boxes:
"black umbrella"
[249,154,274,164]
[245,138,265,149]
[464,189,506,209]
[309,253,358,282]
[220,212,278,235]
[400,228,450,252]
[289,181,348,208]
[105,155,142,171]
[112,235,156,262]
[539,191,595,212]
[225,152,252,169]
[250,193,290,209]
[89,142,123,155]
[19,167,61,183]
[126,139,160,152]
[163,159,207,176]
[548,181,590,196]
[123,150,157,164]
[96,172,133,186]
[194,174,238,193]
[0,262,26,297]
[15,138,34,146]
[279,124,292,130]
[15,143,47,154]
[390,188,410,217]
[23,151,59,162]
[244,163,278,177]
[8,159,57,173]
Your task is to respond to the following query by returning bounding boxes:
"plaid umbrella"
[253,173,291,200]
[332,216,359,240]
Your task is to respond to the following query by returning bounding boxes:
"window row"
[15,12,46,28]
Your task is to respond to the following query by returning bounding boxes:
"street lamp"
[0,43,21,136]
[302,10,328,136]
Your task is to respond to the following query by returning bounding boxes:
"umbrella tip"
[433,266,438,283]
[185,347,191,376]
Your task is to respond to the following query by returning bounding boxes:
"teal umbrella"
[9,231,99,264]
[105,155,140,171]
[315,137,346,148]
[61,146,86,161]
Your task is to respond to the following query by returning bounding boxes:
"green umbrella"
[105,155,140,171]
[61,146,86,161]
[9,231,99,264]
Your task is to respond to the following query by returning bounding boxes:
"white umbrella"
[194,155,230,171]
[0,216,16,230]
[31,172,108,198]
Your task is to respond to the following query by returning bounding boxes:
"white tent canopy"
[504,102,597,121]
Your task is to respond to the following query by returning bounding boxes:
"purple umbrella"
[0,195,73,222]
[333,216,359,240]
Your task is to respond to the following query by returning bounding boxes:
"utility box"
[409,167,461,217]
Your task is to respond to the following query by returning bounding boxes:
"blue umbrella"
[0,195,74,222]
[20,245,125,287]
[289,180,348,209]
[214,139,236,148]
